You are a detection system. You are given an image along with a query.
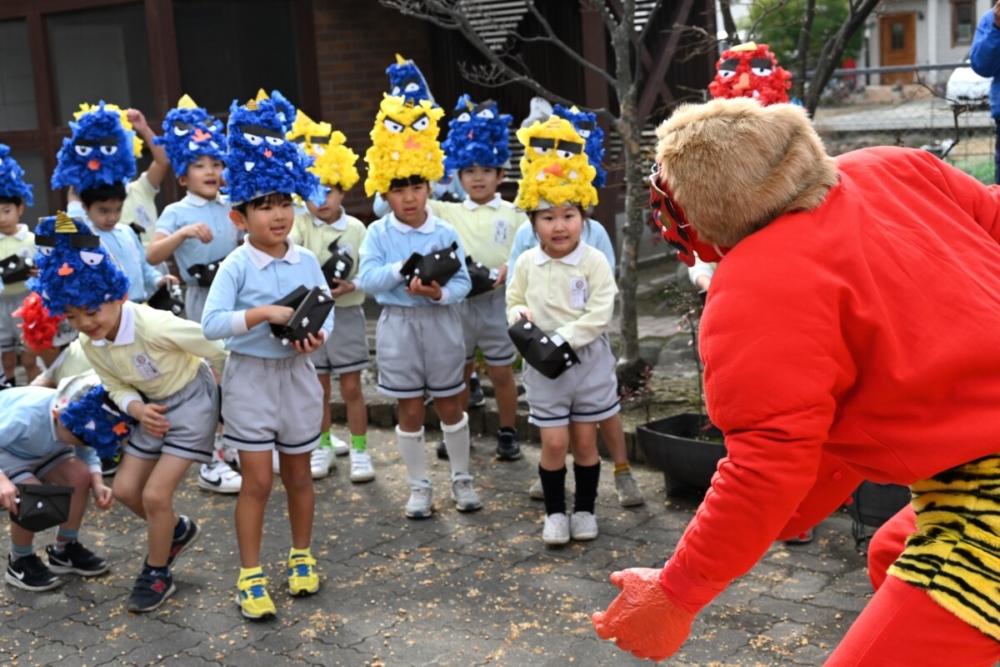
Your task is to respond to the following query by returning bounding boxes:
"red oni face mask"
[649,163,729,267]
[708,42,791,106]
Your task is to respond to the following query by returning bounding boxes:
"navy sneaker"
[46,541,110,576]
[127,565,175,612]
[495,428,522,461]
[100,452,121,477]
[6,554,64,592]
[167,516,201,567]
[468,375,485,408]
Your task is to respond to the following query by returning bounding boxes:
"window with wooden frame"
[953,0,976,47]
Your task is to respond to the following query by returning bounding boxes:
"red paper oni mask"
[708,42,791,106]
[649,163,729,267]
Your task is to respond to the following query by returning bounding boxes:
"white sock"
[395,425,427,482]
[442,412,471,477]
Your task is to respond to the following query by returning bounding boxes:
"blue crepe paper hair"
[59,383,135,459]
[386,57,434,105]
[51,101,136,192]
[0,144,34,206]
[442,94,512,173]
[553,105,606,189]
[222,94,324,206]
[270,90,298,129]
[28,214,130,315]
[153,102,226,176]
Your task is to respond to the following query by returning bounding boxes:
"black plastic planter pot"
[637,413,726,498]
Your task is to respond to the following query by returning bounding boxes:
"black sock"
[539,465,567,516]
[499,426,516,436]
[573,462,601,514]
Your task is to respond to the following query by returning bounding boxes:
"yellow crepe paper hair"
[287,110,332,153]
[74,103,143,157]
[363,95,444,196]
[515,116,597,210]
[286,112,359,191]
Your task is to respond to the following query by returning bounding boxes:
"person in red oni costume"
[708,42,791,105]
[592,96,1000,665]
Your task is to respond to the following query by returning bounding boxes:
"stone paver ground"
[1,428,871,667]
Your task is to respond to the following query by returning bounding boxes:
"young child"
[288,111,374,482]
[201,90,332,620]
[434,94,525,461]
[53,102,176,304]
[16,292,90,390]
[358,94,480,519]
[0,375,118,591]
[146,94,241,494]
[30,212,228,613]
[0,144,39,384]
[506,117,618,545]
[508,105,645,509]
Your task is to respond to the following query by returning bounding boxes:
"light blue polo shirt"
[0,386,99,473]
[156,193,240,285]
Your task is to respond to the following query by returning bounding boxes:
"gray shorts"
[0,447,76,484]
[524,336,620,428]
[222,352,323,454]
[0,292,25,352]
[310,305,370,376]
[126,362,217,463]
[184,284,209,324]
[459,288,516,366]
[376,305,466,399]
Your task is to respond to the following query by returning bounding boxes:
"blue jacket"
[970,11,1000,118]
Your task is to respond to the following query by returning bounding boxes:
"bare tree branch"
[523,1,617,87]
[803,0,880,116]
[718,0,741,42]
[637,0,666,44]
[793,0,816,100]
[583,0,620,33]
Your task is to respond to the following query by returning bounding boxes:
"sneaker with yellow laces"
[287,550,320,597]
[236,568,276,620]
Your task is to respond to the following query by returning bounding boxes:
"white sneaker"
[528,478,544,500]
[220,441,240,471]
[310,447,334,479]
[349,450,375,483]
[405,478,433,519]
[331,435,350,457]
[570,511,599,541]
[450,473,482,513]
[272,450,280,474]
[198,461,242,494]
[543,513,570,545]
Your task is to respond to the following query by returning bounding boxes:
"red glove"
[591,567,696,661]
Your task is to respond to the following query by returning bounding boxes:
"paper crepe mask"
[515,117,597,211]
[28,212,130,315]
[187,257,225,287]
[708,42,791,106]
[57,374,135,459]
[508,319,580,379]
[10,484,74,533]
[386,53,435,105]
[288,111,360,192]
[52,101,137,192]
[0,252,33,284]
[223,90,324,206]
[400,241,461,287]
[466,255,499,298]
[14,292,79,352]
[321,240,355,288]
[553,105,606,189]
[153,94,226,176]
[364,95,445,196]
[73,103,143,157]
[442,94,512,173]
[147,281,185,317]
[0,144,34,206]
[269,285,334,346]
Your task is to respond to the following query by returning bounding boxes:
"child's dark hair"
[528,204,587,225]
[0,195,23,207]
[79,183,127,207]
[232,191,292,216]
[388,176,427,191]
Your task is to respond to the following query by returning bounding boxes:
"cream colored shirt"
[290,209,367,308]
[81,301,227,411]
[122,172,159,245]
[0,224,34,296]
[506,242,617,351]
[40,341,93,386]
[430,196,526,270]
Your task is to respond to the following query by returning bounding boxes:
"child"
[0,143,39,384]
[0,375,118,591]
[508,105,645,509]
[288,111,374,482]
[146,94,241,494]
[53,102,176,304]
[201,90,332,620]
[506,116,618,545]
[16,292,90,390]
[434,94,525,461]
[30,212,228,613]
[358,94,480,519]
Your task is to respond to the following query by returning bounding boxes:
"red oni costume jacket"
[659,146,1000,612]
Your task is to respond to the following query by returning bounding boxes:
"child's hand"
[329,278,355,299]
[132,403,169,438]
[29,267,39,279]
[292,331,324,355]
[126,108,149,133]
[514,308,533,323]
[266,305,294,326]
[157,274,179,287]
[406,276,443,301]
[492,264,508,288]
[91,476,114,509]
[0,476,17,514]
[184,222,214,243]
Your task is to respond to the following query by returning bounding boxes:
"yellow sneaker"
[287,552,320,597]
[236,571,276,620]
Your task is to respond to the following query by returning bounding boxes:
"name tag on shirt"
[132,353,162,381]
[570,278,589,309]
[494,218,508,244]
